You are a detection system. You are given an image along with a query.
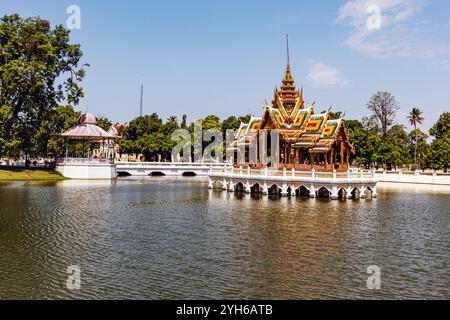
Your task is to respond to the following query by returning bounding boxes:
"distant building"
[93,125,144,162]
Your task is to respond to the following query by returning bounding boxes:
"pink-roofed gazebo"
[55,113,120,179]
[57,112,118,161]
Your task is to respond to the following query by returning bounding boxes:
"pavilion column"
[256,132,260,164]
[284,142,287,165]
[113,139,116,161]
[340,141,344,170]
[287,144,291,164]
[330,146,334,171]
[346,149,350,170]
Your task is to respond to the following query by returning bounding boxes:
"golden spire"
[279,34,297,112]
[286,34,290,69]
[299,86,304,107]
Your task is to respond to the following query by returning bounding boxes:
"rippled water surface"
[0,178,449,299]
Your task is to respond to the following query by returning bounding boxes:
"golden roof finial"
[286,34,290,67]
[277,34,297,112]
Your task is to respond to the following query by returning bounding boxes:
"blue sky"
[1,0,449,131]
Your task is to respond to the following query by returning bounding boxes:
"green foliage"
[328,111,342,120]
[0,14,87,160]
[36,105,80,155]
[428,112,450,171]
[407,107,425,167]
[346,119,411,170]
[408,108,425,127]
[408,129,429,169]
[180,114,187,129]
[96,117,112,131]
[429,112,449,140]
[222,116,241,131]
[119,113,178,161]
[375,125,411,170]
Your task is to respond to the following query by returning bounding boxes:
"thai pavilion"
[211,50,377,199]
[230,59,355,172]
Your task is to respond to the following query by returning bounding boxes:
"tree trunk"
[414,123,418,168]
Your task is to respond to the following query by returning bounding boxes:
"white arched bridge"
[115,162,378,200]
[116,162,225,177]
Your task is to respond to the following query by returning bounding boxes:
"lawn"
[0,167,66,181]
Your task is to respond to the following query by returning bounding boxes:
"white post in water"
[222,178,228,190]
[245,181,251,193]
[208,166,214,189]
[290,186,296,196]
[228,181,235,192]
[262,182,269,195]
[281,184,289,197]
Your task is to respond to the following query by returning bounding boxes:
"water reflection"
[0,177,448,299]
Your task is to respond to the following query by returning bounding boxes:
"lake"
[0,178,449,299]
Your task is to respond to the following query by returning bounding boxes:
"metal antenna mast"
[139,84,144,117]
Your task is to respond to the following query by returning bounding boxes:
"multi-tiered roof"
[232,59,354,155]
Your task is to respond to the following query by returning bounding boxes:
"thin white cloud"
[440,59,450,72]
[306,62,349,89]
[335,0,450,59]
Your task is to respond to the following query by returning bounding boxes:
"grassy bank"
[0,167,67,181]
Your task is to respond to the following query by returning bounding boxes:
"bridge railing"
[116,162,226,168]
[58,157,114,164]
[211,166,375,179]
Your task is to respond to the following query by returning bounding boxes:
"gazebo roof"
[57,113,117,140]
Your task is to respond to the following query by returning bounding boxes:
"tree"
[408,129,429,170]
[96,116,112,131]
[383,124,411,170]
[367,91,399,136]
[429,112,449,140]
[428,112,450,171]
[0,14,87,163]
[328,111,342,120]
[38,105,80,156]
[345,117,381,169]
[121,113,163,161]
[180,114,187,129]
[118,113,182,162]
[238,115,252,124]
[222,116,241,132]
[345,119,365,166]
[407,107,425,168]
[167,115,178,123]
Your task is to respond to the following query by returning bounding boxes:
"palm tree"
[407,108,425,168]
[167,116,178,123]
